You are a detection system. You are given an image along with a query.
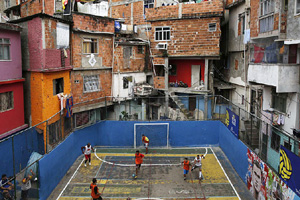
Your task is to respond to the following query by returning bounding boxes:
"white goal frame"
[134,123,169,148]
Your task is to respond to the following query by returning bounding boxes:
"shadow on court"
[49,147,252,200]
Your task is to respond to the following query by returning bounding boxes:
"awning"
[284,40,300,45]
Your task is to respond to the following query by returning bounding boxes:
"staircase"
[241,118,260,150]
[169,92,194,120]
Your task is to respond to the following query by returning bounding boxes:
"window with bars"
[208,23,216,32]
[0,91,14,112]
[138,46,144,54]
[259,0,274,33]
[0,38,11,60]
[4,0,10,8]
[155,27,171,41]
[83,75,100,92]
[83,38,98,54]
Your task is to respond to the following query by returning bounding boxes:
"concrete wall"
[0,29,22,81]
[248,64,300,93]
[286,0,300,40]
[112,72,147,98]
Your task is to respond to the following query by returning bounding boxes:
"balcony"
[248,63,299,93]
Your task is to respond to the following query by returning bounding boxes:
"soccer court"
[55,147,240,200]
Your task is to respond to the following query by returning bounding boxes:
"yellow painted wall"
[30,71,71,151]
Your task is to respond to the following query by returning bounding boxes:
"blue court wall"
[219,122,248,184]
[38,120,238,200]
[0,128,43,178]
[39,123,99,200]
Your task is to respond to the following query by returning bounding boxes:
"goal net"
[134,123,169,148]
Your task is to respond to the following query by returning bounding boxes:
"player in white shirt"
[81,143,94,167]
[191,154,205,180]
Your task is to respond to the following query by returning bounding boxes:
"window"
[238,14,245,35]
[0,38,10,60]
[4,0,10,8]
[259,0,274,33]
[271,131,280,151]
[208,23,216,32]
[144,0,154,14]
[284,141,292,150]
[296,0,300,14]
[272,88,287,113]
[83,38,98,54]
[138,46,144,54]
[84,75,100,92]
[155,27,171,41]
[123,76,132,89]
[0,91,14,112]
[75,109,100,128]
[53,78,64,95]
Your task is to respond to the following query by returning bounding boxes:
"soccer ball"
[132,173,135,178]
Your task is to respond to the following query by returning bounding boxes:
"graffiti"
[246,148,299,200]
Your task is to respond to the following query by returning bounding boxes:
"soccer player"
[181,158,191,180]
[191,154,205,180]
[21,169,35,200]
[90,178,102,200]
[142,134,149,154]
[135,150,145,179]
[81,143,94,167]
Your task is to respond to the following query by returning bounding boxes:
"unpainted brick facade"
[71,13,115,109]
[20,0,56,18]
[113,45,148,73]
[109,1,145,25]
[149,18,221,57]
[250,0,286,38]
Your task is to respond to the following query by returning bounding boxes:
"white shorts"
[144,143,149,148]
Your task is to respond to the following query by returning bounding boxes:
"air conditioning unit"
[156,43,168,50]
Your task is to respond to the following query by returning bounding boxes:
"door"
[250,89,256,114]
[189,96,196,111]
[191,65,201,88]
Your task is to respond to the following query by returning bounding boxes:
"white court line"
[56,158,85,200]
[94,148,208,167]
[211,148,241,200]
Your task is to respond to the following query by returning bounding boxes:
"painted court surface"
[52,147,248,200]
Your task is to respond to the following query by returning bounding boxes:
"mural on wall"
[246,148,300,200]
[279,146,300,197]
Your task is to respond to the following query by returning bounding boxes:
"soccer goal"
[134,123,169,148]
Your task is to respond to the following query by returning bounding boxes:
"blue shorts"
[183,169,189,175]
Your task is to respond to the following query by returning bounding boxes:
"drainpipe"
[244,9,247,112]
[42,0,45,13]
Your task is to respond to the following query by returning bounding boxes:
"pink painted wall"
[0,82,25,135]
[27,18,71,71]
[0,30,22,81]
[28,17,43,71]
[169,59,205,87]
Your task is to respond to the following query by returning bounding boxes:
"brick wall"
[149,18,221,57]
[250,0,259,37]
[20,0,43,18]
[72,13,115,33]
[153,57,165,65]
[110,1,146,25]
[113,45,146,73]
[153,76,165,89]
[71,70,112,106]
[20,0,55,17]
[146,0,223,21]
[71,33,113,69]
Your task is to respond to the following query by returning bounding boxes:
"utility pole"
[164,57,169,118]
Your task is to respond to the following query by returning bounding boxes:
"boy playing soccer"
[191,154,205,180]
[181,158,191,180]
[135,150,145,179]
[142,134,149,154]
[81,143,94,167]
